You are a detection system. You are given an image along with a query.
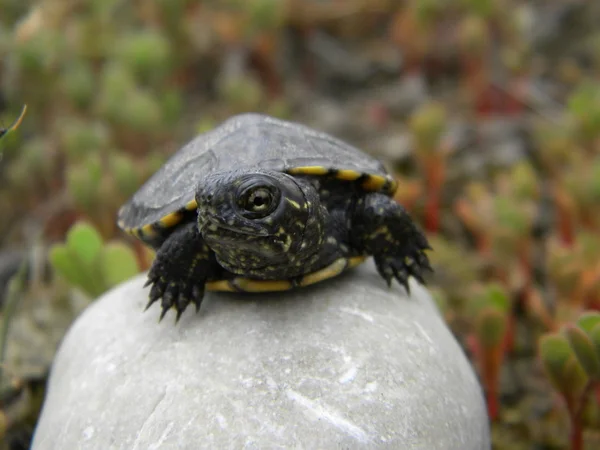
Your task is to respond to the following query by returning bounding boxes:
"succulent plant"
[114,30,173,85]
[48,222,141,298]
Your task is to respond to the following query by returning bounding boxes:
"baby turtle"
[118,114,432,321]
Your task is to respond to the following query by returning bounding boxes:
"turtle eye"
[240,186,276,215]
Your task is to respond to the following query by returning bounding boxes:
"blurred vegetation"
[1,0,600,449]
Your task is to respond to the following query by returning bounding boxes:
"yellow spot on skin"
[375,225,389,235]
[336,170,361,181]
[286,198,302,209]
[287,166,329,176]
[284,235,292,251]
[159,212,183,228]
[185,200,198,210]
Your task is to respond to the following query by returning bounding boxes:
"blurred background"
[1,0,600,449]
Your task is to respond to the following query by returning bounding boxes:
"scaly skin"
[350,192,432,293]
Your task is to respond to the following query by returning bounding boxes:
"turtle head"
[195,169,325,277]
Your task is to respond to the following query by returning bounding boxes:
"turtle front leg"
[145,221,220,322]
[351,193,432,293]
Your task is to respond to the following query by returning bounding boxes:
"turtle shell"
[117,113,397,240]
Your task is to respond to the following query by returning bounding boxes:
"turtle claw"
[192,285,205,313]
[374,245,432,295]
[143,273,205,323]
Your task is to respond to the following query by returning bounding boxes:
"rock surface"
[32,260,490,450]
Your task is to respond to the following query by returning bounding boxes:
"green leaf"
[590,323,600,362]
[485,283,510,313]
[66,222,103,266]
[564,324,600,379]
[476,308,507,349]
[48,245,82,285]
[577,312,600,334]
[48,244,95,296]
[539,333,575,394]
[561,356,589,401]
[100,242,141,288]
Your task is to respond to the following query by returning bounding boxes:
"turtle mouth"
[201,220,282,261]
[199,216,270,239]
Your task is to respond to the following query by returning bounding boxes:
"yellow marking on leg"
[159,212,183,228]
[185,199,198,210]
[335,169,362,181]
[287,166,329,176]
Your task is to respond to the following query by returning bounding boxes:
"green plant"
[48,222,142,298]
[408,101,448,233]
[470,283,511,420]
[540,312,600,450]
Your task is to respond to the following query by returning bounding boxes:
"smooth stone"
[32,260,490,450]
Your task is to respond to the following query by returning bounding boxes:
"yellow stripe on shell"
[335,169,362,181]
[346,255,367,269]
[233,279,292,292]
[185,199,198,210]
[159,211,183,228]
[139,223,158,238]
[299,256,365,287]
[205,280,237,292]
[286,166,329,176]
[361,175,390,192]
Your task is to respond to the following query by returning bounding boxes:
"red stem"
[482,345,503,421]
[568,380,596,450]
[485,380,499,421]
[424,191,440,233]
[424,156,445,233]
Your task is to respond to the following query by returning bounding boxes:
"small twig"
[0,259,28,386]
[0,105,27,140]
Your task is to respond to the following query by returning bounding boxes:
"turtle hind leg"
[144,221,219,322]
[350,193,432,293]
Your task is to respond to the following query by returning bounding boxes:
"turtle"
[117,113,432,321]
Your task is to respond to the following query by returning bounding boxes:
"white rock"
[32,260,490,450]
